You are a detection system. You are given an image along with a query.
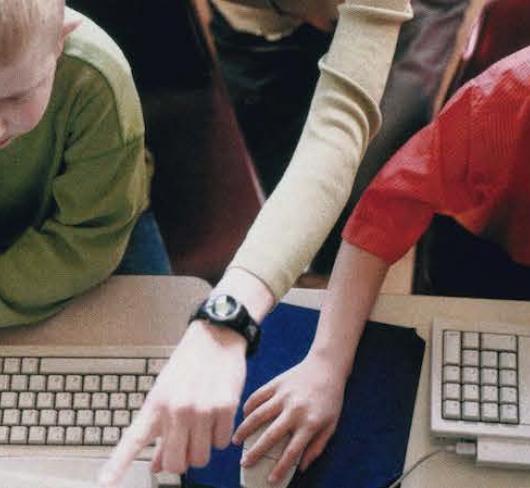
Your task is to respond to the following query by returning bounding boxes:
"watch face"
[207,295,240,321]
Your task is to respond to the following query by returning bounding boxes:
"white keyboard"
[431,319,530,441]
[0,345,172,455]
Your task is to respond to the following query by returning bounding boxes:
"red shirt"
[343,46,530,265]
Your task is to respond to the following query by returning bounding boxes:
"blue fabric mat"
[186,303,425,488]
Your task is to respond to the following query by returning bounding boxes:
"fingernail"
[240,454,249,466]
[232,435,240,445]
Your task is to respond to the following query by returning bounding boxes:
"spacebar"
[40,358,147,374]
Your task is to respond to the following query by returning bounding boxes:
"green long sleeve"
[0,10,149,326]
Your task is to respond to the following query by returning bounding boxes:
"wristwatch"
[189,295,260,355]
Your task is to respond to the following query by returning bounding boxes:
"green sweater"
[0,10,149,327]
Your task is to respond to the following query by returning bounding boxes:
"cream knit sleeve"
[227,0,413,300]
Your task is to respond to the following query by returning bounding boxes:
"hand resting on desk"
[233,354,346,484]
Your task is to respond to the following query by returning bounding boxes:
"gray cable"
[386,445,456,488]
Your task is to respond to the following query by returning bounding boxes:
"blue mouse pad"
[186,302,425,488]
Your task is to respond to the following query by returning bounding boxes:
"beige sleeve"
[227,0,413,300]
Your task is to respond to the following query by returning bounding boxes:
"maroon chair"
[446,0,530,98]
[68,0,265,284]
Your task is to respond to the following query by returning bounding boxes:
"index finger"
[98,408,160,487]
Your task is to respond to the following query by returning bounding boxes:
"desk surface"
[5,276,530,487]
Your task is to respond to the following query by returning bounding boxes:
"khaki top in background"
[0,9,149,327]
[224,0,413,299]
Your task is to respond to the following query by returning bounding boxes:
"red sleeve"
[342,54,524,263]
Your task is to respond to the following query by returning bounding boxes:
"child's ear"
[61,19,82,41]
[56,19,82,54]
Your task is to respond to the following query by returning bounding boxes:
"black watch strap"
[189,295,261,355]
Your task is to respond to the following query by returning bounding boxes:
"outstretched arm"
[99,1,412,485]
[233,241,389,482]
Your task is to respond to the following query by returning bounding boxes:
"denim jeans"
[115,210,172,276]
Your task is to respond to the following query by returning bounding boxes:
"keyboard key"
[500,387,518,404]
[499,352,517,370]
[499,370,517,387]
[442,400,461,420]
[28,426,46,445]
[36,392,54,409]
[65,375,83,392]
[18,392,36,409]
[84,426,102,445]
[47,426,65,445]
[119,375,136,392]
[19,416,33,437]
[40,409,57,426]
[40,358,146,375]
[113,410,131,427]
[443,331,461,365]
[0,426,8,444]
[95,410,112,426]
[443,383,460,401]
[47,375,65,392]
[480,385,498,402]
[462,332,479,349]
[138,375,155,392]
[21,358,39,374]
[462,350,479,366]
[480,368,498,385]
[128,393,145,410]
[500,404,518,424]
[4,358,21,374]
[92,393,108,409]
[84,375,100,392]
[110,393,126,410]
[481,334,517,352]
[147,359,167,375]
[73,393,90,409]
[102,375,119,392]
[65,426,83,445]
[77,410,94,426]
[480,351,497,368]
[10,426,27,444]
[58,410,76,426]
[481,403,499,422]
[102,426,121,445]
[29,375,46,391]
[0,375,10,391]
[462,384,479,402]
[55,392,72,409]
[1,392,17,408]
[3,409,20,425]
[462,367,479,384]
[11,375,28,391]
[462,401,480,421]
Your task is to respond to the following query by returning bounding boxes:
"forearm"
[0,215,137,327]
[227,0,412,300]
[307,240,389,378]
[212,268,275,323]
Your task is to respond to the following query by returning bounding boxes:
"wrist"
[187,319,248,355]
[306,344,354,382]
[213,268,275,323]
